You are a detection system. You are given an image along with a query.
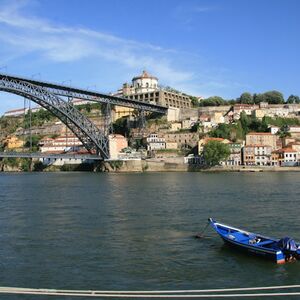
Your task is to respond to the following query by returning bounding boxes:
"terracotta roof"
[245,144,272,147]
[132,70,158,81]
[247,132,273,136]
[205,137,225,142]
[5,108,26,113]
[277,148,297,153]
[234,104,255,108]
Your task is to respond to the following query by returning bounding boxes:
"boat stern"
[276,251,285,264]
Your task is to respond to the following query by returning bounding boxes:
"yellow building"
[113,106,134,122]
[170,122,182,132]
[252,109,265,119]
[5,136,24,149]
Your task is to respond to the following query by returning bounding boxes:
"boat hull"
[208,218,287,264]
[221,236,285,264]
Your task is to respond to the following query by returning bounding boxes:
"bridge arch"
[0,76,109,159]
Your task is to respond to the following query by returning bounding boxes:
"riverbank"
[102,159,300,172]
[2,157,300,173]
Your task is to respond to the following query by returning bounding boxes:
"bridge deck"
[0,73,168,113]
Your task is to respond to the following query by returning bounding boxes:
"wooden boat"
[208,218,300,264]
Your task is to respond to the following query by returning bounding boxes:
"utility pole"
[29,100,32,152]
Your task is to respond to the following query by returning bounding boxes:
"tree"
[286,95,300,104]
[264,91,284,104]
[209,123,232,139]
[277,125,291,139]
[238,92,253,104]
[189,96,199,107]
[113,117,130,137]
[199,96,227,107]
[203,141,231,166]
[239,111,250,133]
[253,93,266,104]
[253,91,284,104]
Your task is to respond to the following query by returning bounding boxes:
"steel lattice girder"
[0,73,168,114]
[0,76,109,159]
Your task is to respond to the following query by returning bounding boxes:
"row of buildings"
[193,130,300,167]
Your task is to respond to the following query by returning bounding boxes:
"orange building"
[4,135,24,149]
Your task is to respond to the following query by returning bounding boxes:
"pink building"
[108,134,128,159]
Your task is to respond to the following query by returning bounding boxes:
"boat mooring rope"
[0,284,300,298]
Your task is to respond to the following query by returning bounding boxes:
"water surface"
[0,172,299,298]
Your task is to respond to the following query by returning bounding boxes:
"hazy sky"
[0,0,299,113]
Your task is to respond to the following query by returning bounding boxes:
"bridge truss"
[0,73,167,159]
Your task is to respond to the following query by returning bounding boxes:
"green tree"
[189,96,199,107]
[191,122,200,132]
[209,123,232,139]
[253,93,266,104]
[238,92,253,104]
[113,117,130,137]
[286,95,300,104]
[239,111,250,134]
[203,141,231,166]
[199,96,227,107]
[24,135,42,151]
[264,90,285,104]
[277,125,291,139]
[253,91,284,104]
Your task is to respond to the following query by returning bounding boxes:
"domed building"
[112,70,192,121]
[132,70,158,93]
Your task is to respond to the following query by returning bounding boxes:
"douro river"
[0,172,299,298]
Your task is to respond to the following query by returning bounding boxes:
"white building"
[278,148,298,166]
[40,135,83,153]
[254,145,272,166]
[146,133,166,151]
[131,70,158,94]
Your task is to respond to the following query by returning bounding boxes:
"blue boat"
[208,218,300,264]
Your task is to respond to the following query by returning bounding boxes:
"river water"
[0,172,299,298]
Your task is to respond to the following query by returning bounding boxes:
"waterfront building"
[277,148,298,166]
[254,145,272,165]
[108,134,128,160]
[246,132,278,150]
[223,143,242,166]
[243,145,255,165]
[243,144,272,166]
[40,135,83,153]
[271,151,280,166]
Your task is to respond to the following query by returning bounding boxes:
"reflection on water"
[0,172,299,296]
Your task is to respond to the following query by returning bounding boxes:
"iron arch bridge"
[0,73,167,159]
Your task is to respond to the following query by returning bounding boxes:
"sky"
[0,0,299,114]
